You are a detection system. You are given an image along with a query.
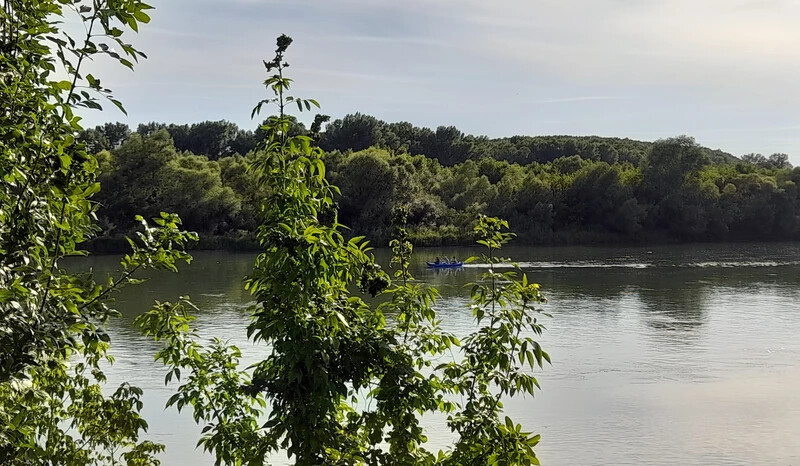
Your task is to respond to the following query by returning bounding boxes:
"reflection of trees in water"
[81,251,256,328]
[522,265,800,299]
[635,271,708,337]
[506,264,800,340]
[417,260,800,332]
[78,248,800,341]
[535,267,709,338]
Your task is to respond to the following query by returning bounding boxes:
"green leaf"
[109,98,127,115]
[0,289,14,303]
[134,10,151,23]
[334,311,349,327]
[84,182,101,196]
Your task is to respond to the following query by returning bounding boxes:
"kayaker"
[452,256,458,264]
[434,257,441,264]
[442,256,450,264]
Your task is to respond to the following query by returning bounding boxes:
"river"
[80,243,800,465]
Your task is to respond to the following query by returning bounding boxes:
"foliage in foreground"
[1,0,195,463]
[137,36,550,465]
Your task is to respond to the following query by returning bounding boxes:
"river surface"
[80,243,800,465]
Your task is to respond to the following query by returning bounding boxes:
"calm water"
[79,243,800,465]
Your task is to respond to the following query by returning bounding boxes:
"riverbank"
[83,227,794,254]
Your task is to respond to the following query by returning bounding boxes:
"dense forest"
[82,117,797,248]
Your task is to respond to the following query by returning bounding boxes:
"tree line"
[82,115,747,167]
[84,120,797,247]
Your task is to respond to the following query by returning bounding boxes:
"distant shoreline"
[82,232,795,255]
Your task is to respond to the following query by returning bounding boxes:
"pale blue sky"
[82,0,800,161]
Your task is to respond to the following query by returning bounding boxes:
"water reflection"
[635,271,709,338]
[66,243,800,465]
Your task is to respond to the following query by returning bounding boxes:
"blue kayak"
[427,261,464,268]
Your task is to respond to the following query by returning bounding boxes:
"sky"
[81,0,800,161]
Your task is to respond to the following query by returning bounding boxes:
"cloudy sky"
[83,0,800,161]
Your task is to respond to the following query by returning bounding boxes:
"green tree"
[0,1,196,463]
[332,148,396,240]
[95,130,179,232]
[78,126,111,153]
[502,172,556,243]
[559,162,644,235]
[96,130,241,235]
[321,112,383,152]
[101,122,132,149]
[741,153,768,167]
[230,129,257,155]
[138,35,550,466]
[136,121,167,137]
[310,113,331,140]
[78,122,131,153]
[418,125,474,166]
[641,136,709,235]
[185,120,240,158]
[767,153,792,170]
[642,136,707,199]
[437,161,496,214]
[170,120,240,159]
[552,155,585,174]
[742,152,792,170]
[218,154,267,231]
